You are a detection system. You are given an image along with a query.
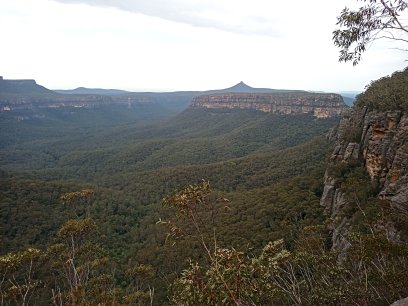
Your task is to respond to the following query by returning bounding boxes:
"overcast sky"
[0,0,407,92]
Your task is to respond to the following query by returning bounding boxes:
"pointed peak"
[206,82,280,94]
[228,81,253,91]
[234,81,251,87]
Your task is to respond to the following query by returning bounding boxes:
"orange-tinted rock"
[321,107,408,250]
[191,92,347,118]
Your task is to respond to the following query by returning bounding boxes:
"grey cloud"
[53,0,280,36]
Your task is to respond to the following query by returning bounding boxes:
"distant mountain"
[226,81,254,92]
[340,96,355,106]
[338,91,361,98]
[53,81,302,96]
[55,87,130,95]
[1,77,348,118]
[0,77,55,95]
[0,77,345,99]
[219,81,274,93]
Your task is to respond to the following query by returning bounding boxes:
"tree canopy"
[355,66,408,110]
[333,0,408,65]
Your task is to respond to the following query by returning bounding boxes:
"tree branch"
[380,0,408,33]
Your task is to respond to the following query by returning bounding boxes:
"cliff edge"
[321,68,408,251]
[191,92,348,118]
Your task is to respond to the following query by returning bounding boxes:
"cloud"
[53,0,282,36]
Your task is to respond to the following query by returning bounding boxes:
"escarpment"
[191,92,347,118]
[321,106,408,250]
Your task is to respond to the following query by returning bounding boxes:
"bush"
[356,67,408,111]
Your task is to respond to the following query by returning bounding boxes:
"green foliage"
[339,166,375,220]
[355,66,408,111]
[1,100,407,305]
[326,159,362,187]
[170,249,254,306]
[339,125,362,143]
[333,0,408,65]
[159,179,408,305]
[0,108,339,303]
[0,248,44,305]
[165,184,408,305]
[0,177,87,252]
[0,189,156,305]
[0,109,337,178]
[1,109,334,253]
[60,189,94,205]
[163,181,212,218]
[47,193,117,305]
[57,218,97,242]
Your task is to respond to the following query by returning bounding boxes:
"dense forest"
[355,67,408,111]
[1,99,340,303]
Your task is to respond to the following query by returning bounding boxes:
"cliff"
[320,66,408,254]
[191,92,347,118]
[0,77,158,114]
[321,106,408,250]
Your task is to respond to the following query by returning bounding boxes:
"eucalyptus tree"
[333,0,408,65]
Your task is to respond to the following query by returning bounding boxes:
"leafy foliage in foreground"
[0,190,155,306]
[164,182,408,306]
[171,233,408,306]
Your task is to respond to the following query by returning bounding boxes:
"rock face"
[320,106,408,250]
[360,110,407,212]
[191,92,347,118]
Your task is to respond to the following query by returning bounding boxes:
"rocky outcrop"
[191,92,347,118]
[320,106,408,250]
[320,170,351,251]
[359,111,408,213]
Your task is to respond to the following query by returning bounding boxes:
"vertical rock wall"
[320,107,408,250]
[191,92,348,118]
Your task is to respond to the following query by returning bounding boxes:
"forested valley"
[1,95,345,303]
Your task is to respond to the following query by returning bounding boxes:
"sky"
[0,0,407,92]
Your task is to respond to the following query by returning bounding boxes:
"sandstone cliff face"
[320,106,408,250]
[191,92,347,118]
